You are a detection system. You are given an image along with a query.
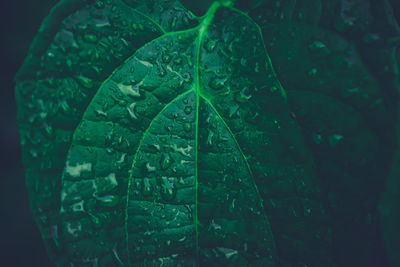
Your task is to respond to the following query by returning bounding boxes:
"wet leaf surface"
[15,0,399,266]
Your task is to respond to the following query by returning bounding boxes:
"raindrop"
[42,125,55,139]
[363,33,380,43]
[160,153,173,170]
[95,195,120,207]
[308,68,317,76]
[204,39,217,52]
[160,177,177,201]
[312,133,323,145]
[235,87,252,103]
[308,41,327,53]
[146,162,156,172]
[59,101,71,114]
[183,122,192,132]
[84,33,98,43]
[94,1,104,9]
[127,103,138,120]
[75,75,94,89]
[328,134,343,146]
[209,77,227,90]
[228,199,236,213]
[94,109,108,118]
[162,53,172,63]
[157,63,167,77]
[142,178,153,196]
[118,82,141,98]
[184,106,192,114]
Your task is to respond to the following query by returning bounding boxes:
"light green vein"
[124,89,193,265]
[119,0,167,34]
[193,0,231,260]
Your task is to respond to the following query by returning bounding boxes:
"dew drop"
[209,77,227,90]
[160,153,173,170]
[308,40,327,53]
[312,133,323,145]
[162,53,172,63]
[204,39,217,52]
[184,106,192,114]
[328,134,343,146]
[84,33,98,43]
[235,87,252,103]
[142,178,153,196]
[127,103,138,120]
[183,122,192,132]
[42,125,55,139]
[160,177,177,201]
[95,195,120,207]
[75,75,94,89]
[94,1,104,9]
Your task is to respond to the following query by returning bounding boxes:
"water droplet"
[228,199,236,213]
[209,77,227,90]
[162,53,172,63]
[158,65,167,77]
[146,162,156,172]
[235,87,252,103]
[184,106,192,114]
[217,247,238,260]
[84,33,98,43]
[94,1,104,9]
[142,178,153,196]
[183,122,192,132]
[94,109,108,118]
[312,133,323,145]
[204,39,217,52]
[206,130,214,146]
[118,81,141,98]
[308,68,317,76]
[160,153,173,170]
[42,125,55,139]
[95,195,120,207]
[143,230,155,238]
[72,200,85,212]
[363,33,380,43]
[328,134,343,146]
[75,75,94,89]
[160,177,177,201]
[127,103,138,120]
[308,41,327,53]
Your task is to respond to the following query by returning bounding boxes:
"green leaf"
[15,0,196,264]
[55,2,330,265]
[24,0,400,266]
[236,0,400,265]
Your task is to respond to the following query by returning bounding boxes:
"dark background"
[0,1,398,266]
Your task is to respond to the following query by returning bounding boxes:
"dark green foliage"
[15,0,399,266]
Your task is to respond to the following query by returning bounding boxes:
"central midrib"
[193,1,226,261]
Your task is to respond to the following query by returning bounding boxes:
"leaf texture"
[16,0,400,266]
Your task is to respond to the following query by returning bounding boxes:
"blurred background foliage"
[0,0,398,266]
